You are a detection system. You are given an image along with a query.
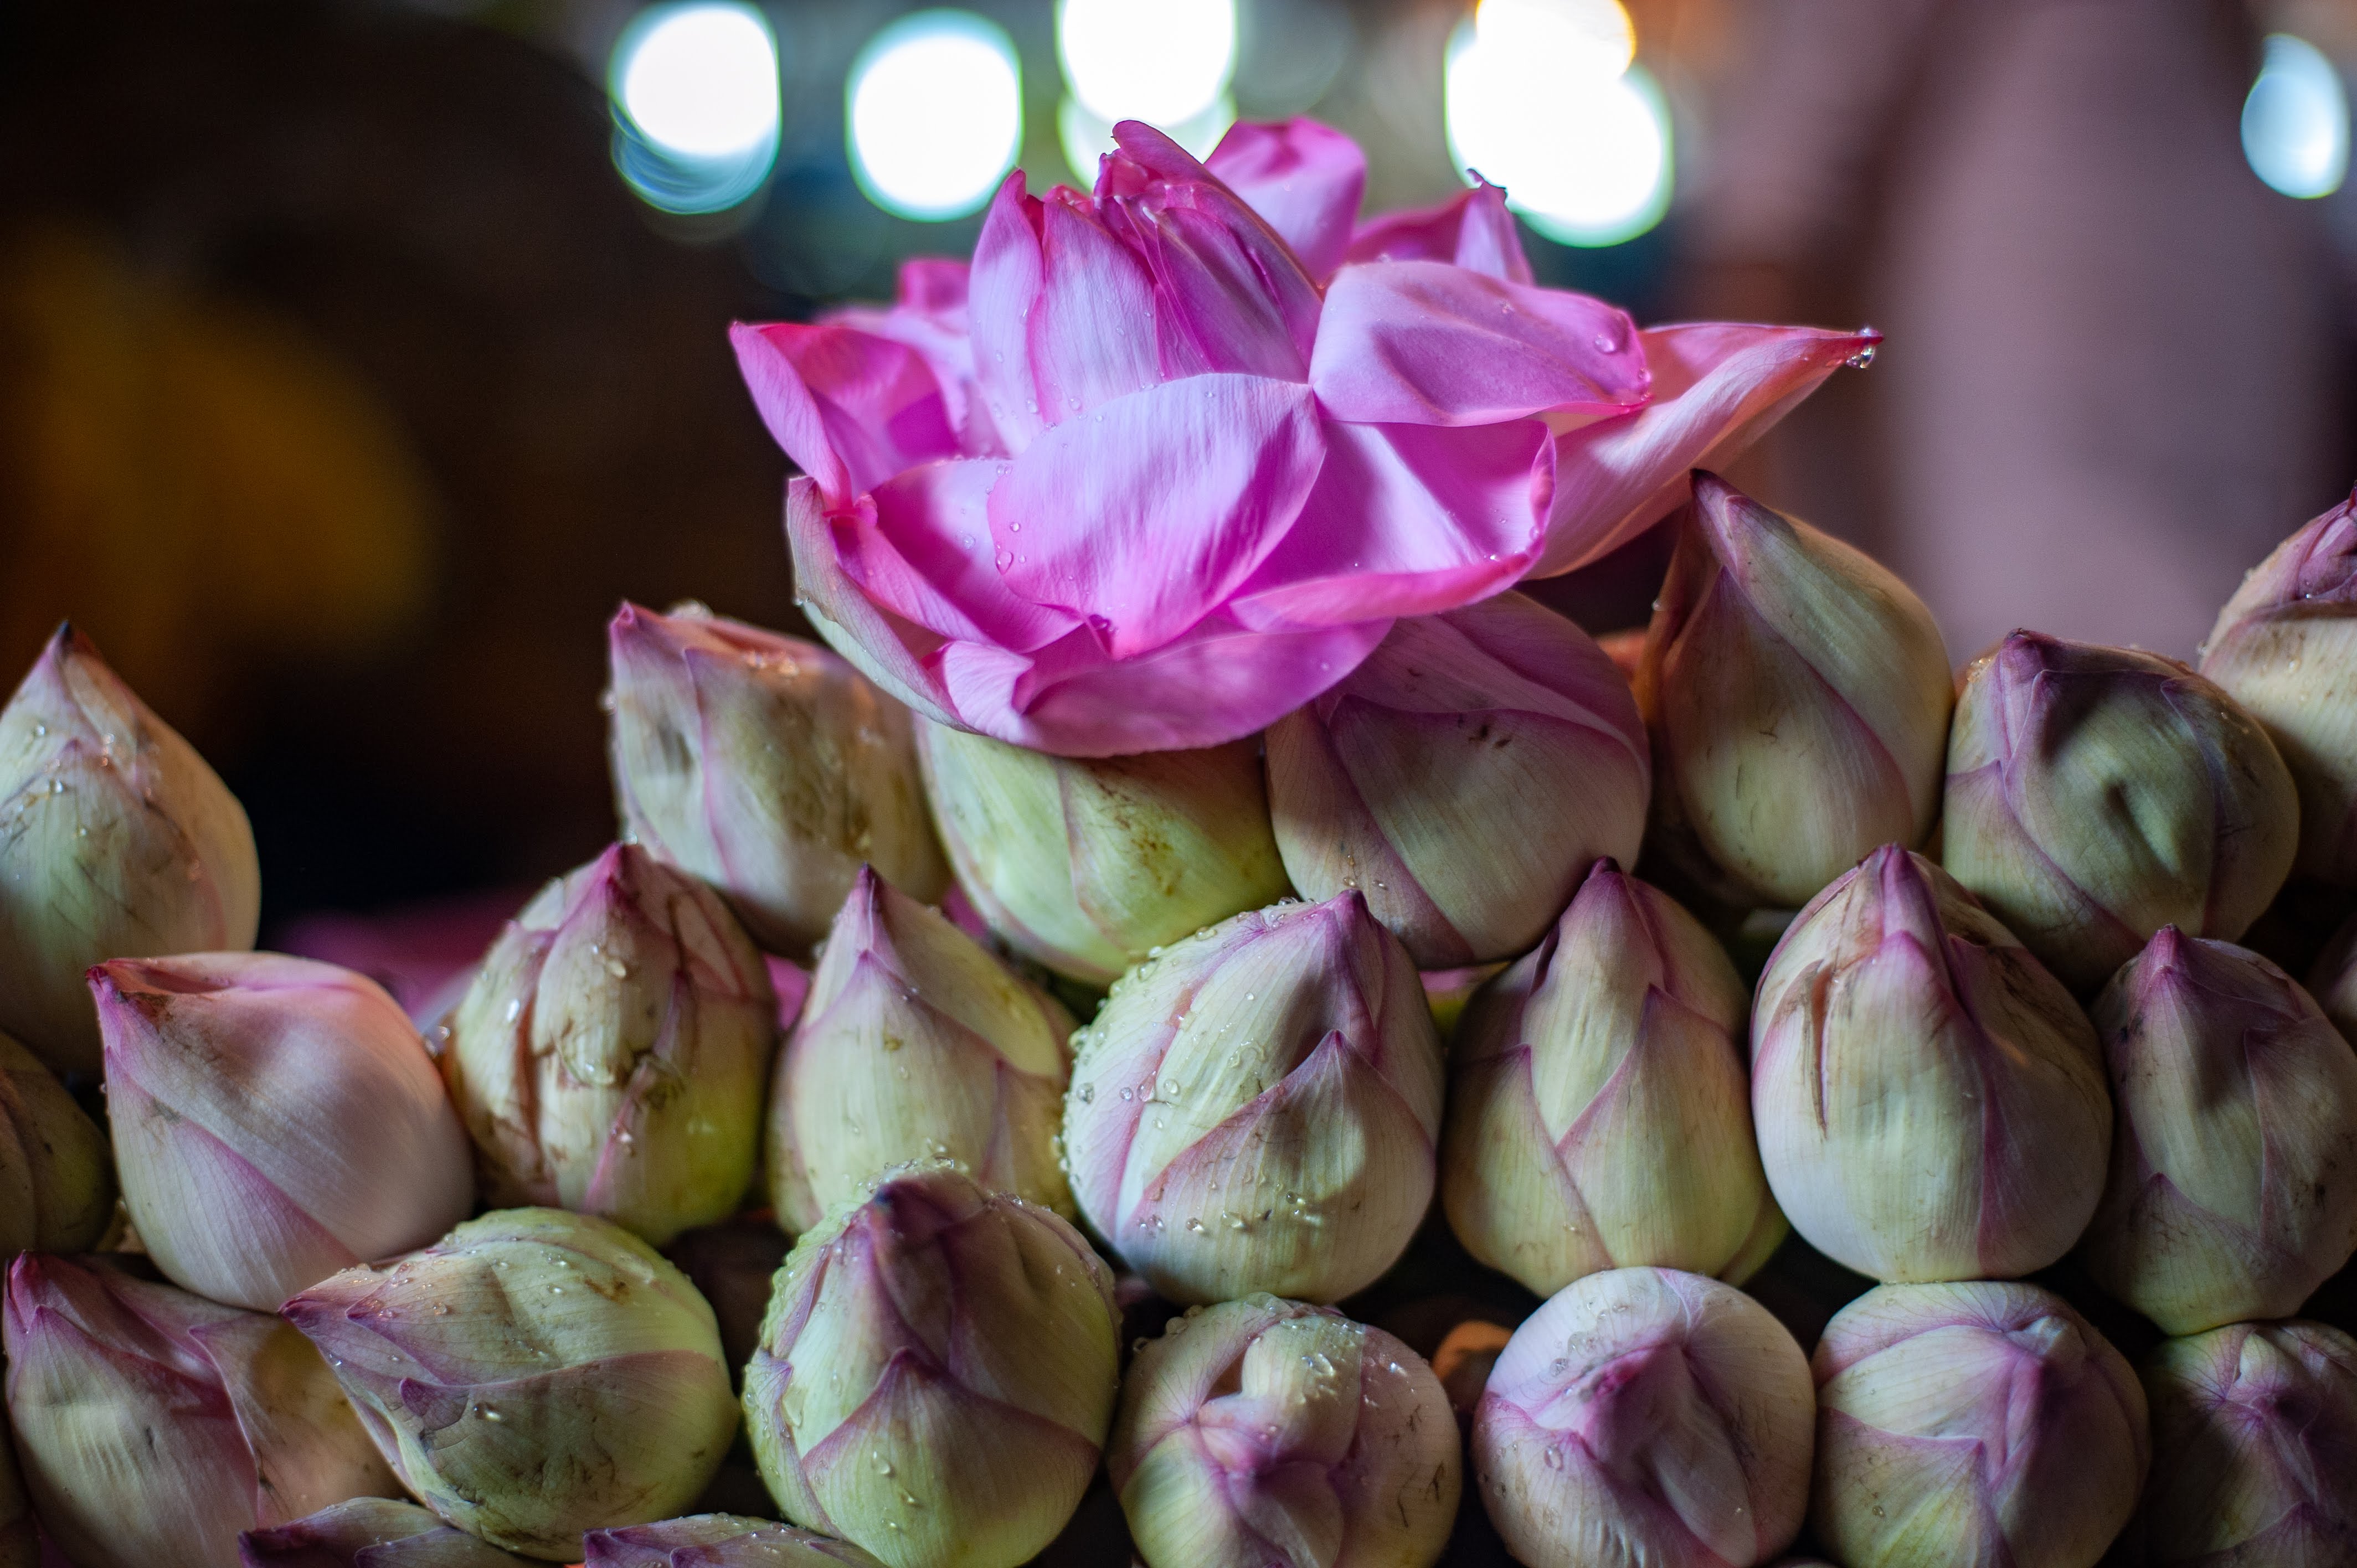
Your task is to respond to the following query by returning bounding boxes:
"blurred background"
[6,0,2357,938]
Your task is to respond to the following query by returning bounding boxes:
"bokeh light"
[1058,93,1235,183]
[608,2,780,215]
[2244,34,2349,199]
[1058,0,1238,127]
[847,11,1024,221]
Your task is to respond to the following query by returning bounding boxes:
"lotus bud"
[0,1030,111,1255]
[3,1254,398,1568]
[768,866,1072,1232]
[1635,473,1951,909]
[441,845,774,1246]
[1063,892,1445,1304]
[1267,594,1648,967]
[240,1499,533,1566]
[1108,1295,1458,1568]
[742,1164,1120,1568]
[608,602,948,957]
[1443,861,1779,1297]
[1810,1282,2148,1568]
[583,1517,886,1566]
[91,952,473,1311]
[0,626,260,1072]
[2079,928,2357,1333]
[2200,492,2357,884]
[281,1208,738,1558]
[915,720,1290,986]
[1751,845,2111,1282]
[1944,630,2298,992]
[1472,1267,1814,1568]
[2128,1319,2357,1564]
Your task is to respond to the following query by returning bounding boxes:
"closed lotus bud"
[608,602,947,957]
[768,866,1072,1232]
[1444,861,1779,1297]
[4,1254,398,1568]
[1811,1282,2148,1568]
[0,1030,111,1254]
[2129,1319,2357,1565]
[1752,846,2111,1282]
[1109,1296,1459,1568]
[282,1208,739,1559]
[1063,892,1444,1304]
[583,1516,885,1566]
[1473,1267,1814,1568]
[1267,594,1648,967]
[240,1498,532,1566]
[2080,929,2357,1334]
[442,845,774,1246]
[2201,492,2357,884]
[92,952,474,1311]
[917,720,1290,986]
[0,626,260,1072]
[743,1164,1120,1568]
[1944,630,2298,992]
[1636,473,1951,909]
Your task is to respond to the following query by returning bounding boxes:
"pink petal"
[1310,260,1648,428]
[729,322,959,507]
[969,171,1051,453]
[1532,322,1880,577]
[1205,118,1368,280]
[825,258,1002,459]
[987,374,1325,656]
[783,476,959,725]
[1028,197,1162,422]
[1344,180,1532,285]
[839,458,1077,652]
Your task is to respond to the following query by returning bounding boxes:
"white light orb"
[1058,0,1237,127]
[2245,33,2350,199]
[613,2,781,159]
[847,10,1025,221]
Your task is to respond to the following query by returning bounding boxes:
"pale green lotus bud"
[1063,892,1445,1304]
[584,1515,886,1566]
[768,866,1071,1232]
[2200,491,2357,884]
[1810,1282,2148,1568]
[2080,928,2357,1334]
[1443,860,1779,1297]
[1109,1296,1460,1568]
[4,1253,398,1568]
[282,1208,739,1559]
[0,625,259,1072]
[0,1028,110,1255]
[94,952,473,1312]
[442,845,775,1246]
[1944,630,2298,993]
[743,1164,1120,1568]
[608,602,947,958]
[916,720,1290,986]
[2127,1319,2357,1565]
[1752,846,2111,1282]
[1267,594,1648,967]
[240,1498,533,1565]
[1635,473,1951,909]
[1473,1267,1814,1568]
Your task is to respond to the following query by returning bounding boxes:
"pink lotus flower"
[735,118,1875,756]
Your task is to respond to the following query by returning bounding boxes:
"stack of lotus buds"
[0,115,2353,1568]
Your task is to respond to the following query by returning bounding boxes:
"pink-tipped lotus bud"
[768,866,1072,1233]
[0,626,260,1072]
[1062,893,1445,1304]
[1443,861,1779,1296]
[1944,630,2298,992]
[1635,473,1951,909]
[2080,928,2357,1334]
[742,1164,1120,1568]
[240,1498,532,1565]
[1751,846,2111,1282]
[282,1208,738,1558]
[92,952,474,1312]
[1810,1282,2148,1568]
[442,845,775,1246]
[1267,594,1648,967]
[0,1030,111,1255]
[1473,1267,1814,1568]
[583,1515,886,1566]
[608,602,947,958]
[2201,492,2357,884]
[916,720,1291,986]
[4,1254,398,1568]
[1108,1295,1459,1568]
[2128,1319,2357,1565]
